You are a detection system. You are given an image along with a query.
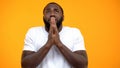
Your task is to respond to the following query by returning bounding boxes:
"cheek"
[57,15,62,20]
[44,16,49,21]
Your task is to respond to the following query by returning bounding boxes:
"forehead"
[45,4,61,10]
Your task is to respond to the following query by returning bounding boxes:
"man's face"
[43,3,64,31]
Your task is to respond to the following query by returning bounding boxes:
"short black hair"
[43,2,64,14]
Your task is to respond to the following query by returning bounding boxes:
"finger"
[49,24,53,34]
[50,17,56,25]
[49,26,52,34]
[50,17,58,31]
[49,19,53,34]
[53,25,58,33]
[50,17,56,34]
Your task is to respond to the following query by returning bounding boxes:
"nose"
[50,11,55,18]
[50,11,55,16]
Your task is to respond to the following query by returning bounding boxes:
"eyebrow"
[45,7,52,11]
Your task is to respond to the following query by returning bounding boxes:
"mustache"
[48,15,56,22]
[43,16,63,31]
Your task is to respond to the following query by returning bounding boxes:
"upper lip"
[48,17,56,21]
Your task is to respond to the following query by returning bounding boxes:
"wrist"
[46,40,53,47]
[56,41,63,48]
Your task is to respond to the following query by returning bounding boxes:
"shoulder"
[26,26,43,36]
[27,26,43,32]
[27,26,43,33]
[63,26,82,34]
[63,26,83,38]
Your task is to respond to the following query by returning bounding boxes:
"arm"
[21,40,52,68]
[52,28,88,68]
[56,42,88,68]
[21,17,57,68]
[50,17,88,68]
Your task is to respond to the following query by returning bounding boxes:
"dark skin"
[21,3,88,68]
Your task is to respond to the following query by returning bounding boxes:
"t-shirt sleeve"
[23,28,36,52]
[72,28,86,52]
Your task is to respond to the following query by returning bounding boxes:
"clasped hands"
[47,17,62,47]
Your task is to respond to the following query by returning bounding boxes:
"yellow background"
[0,0,120,68]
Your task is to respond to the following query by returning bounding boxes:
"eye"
[45,9,51,13]
[55,9,59,13]
[45,10,50,13]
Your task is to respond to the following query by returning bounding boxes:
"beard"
[43,16,63,31]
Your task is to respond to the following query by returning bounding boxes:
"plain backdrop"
[0,0,120,68]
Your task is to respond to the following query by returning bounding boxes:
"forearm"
[22,41,52,67]
[57,43,88,68]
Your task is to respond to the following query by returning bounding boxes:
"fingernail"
[51,17,55,24]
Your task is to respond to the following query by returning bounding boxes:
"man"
[21,2,88,68]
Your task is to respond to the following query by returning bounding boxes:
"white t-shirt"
[23,26,85,68]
